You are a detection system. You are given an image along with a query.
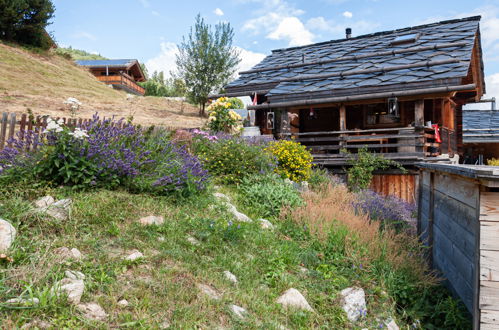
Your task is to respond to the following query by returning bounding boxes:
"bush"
[206,97,243,134]
[265,139,313,182]
[239,173,302,218]
[192,134,274,184]
[487,158,499,166]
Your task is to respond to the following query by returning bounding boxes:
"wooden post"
[415,100,424,127]
[0,112,8,150]
[7,113,16,148]
[339,104,346,130]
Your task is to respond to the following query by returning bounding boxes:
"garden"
[0,100,471,328]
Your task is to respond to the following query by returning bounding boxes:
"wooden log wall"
[370,173,416,204]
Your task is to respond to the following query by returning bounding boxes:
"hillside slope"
[0,43,204,128]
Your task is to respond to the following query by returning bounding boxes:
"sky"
[51,0,499,107]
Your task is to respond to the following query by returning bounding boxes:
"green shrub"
[265,140,313,182]
[192,136,274,184]
[238,173,302,218]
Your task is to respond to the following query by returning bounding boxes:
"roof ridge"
[271,15,481,53]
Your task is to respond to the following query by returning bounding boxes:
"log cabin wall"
[418,164,499,329]
[370,173,417,204]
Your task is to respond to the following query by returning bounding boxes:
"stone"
[276,288,313,312]
[160,320,171,329]
[139,215,164,226]
[196,283,221,300]
[65,270,85,280]
[340,287,367,322]
[187,235,200,246]
[6,297,40,305]
[77,302,107,321]
[20,320,51,329]
[52,277,84,304]
[213,192,231,203]
[125,250,144,261]
[229,304,247,319]
[45,199,72,221]
[257,218,274,230]
[230,208,252,223]
[34,196,55,208]
[385,319,399,330]
[54,247,83,261]
[223,271,238,284]
[0,219,16,252]
[117,299,129,307]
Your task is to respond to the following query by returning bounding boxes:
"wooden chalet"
[463,106,499,164]
[76,59,146,95]
[223,16,486,202]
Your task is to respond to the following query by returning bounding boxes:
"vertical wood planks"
[0,112,7,149]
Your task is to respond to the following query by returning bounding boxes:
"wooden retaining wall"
[418,164,499,329]
[370,173,417,204]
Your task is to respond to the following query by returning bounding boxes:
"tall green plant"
[175,14,240,116]
[344,147,405,192]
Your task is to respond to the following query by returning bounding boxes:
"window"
[365,104,401,126]
[390,33,420,45]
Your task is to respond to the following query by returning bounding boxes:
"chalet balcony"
[282,126,455,166]
[97,73,145,95]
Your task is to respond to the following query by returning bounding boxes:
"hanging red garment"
[252,92,258,106]
[432,124,442,143]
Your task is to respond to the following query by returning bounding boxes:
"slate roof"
[225,16,484,103]
[463,110,499,143]
[75,59,138,68]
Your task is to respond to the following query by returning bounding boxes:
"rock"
[6,297,40,305]
[139,215,164,226]
[77,302,107,321]
[34,196,55,208]
[125,250,144,261]
[257,218,274,230]
[65,270,85,280]
[213,192,231,203]
[0,219,16,252]
[196,283,221,300]
[231,208,252,223]
[340,287,367,322]
[229,304,247,319]
[54,247,83,261]
[385,319,399,330]
[52,277,84,304]
[187,235,200,246]
[20,320,51,329]
[159,320,171,329]
[45,199,72,221]
[276,288,313,312]
[117,299,129,308]
[223,271,238,284]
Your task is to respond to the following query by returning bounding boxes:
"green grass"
[0,181,471,328]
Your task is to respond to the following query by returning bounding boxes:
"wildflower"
[44,118,64,133]
[68,127,89,139]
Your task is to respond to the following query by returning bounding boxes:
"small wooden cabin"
[463,107,499,164]
[223,16,486,202]
[76,59,146,95]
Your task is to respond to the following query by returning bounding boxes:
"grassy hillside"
[0,42,203,128]
[55,47,108,60]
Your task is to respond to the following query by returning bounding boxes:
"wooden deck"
[97,74,145,95]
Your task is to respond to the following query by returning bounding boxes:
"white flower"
[68,127,89,139]
[44,118,63,133]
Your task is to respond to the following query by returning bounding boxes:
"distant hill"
[0,42,203,128]
[55,47,108,60]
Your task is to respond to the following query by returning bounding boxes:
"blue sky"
[51,0,499,102]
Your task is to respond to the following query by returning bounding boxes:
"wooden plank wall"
[479,192,499,329]
[370,173,416,204]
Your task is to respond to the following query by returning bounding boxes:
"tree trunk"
[199,103,206,117]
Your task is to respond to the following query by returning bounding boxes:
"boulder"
[45,199,72,221]
[52,277,84,304]
[229,304,247,319]
[223,271,238,284]
[196,283,221,300]
[125,250,144,261]
[257,218,274,230]
[139,215,164,226]
[0,219,16,252]
[54,247,83,261]
[77,302,107,321]
[34,196,55,208]
[340,287,366,322]
[276,288,313,312]
[213,192,231,203]
[65,270,85,280]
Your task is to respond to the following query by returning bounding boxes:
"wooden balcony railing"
[283,126,449,165]
[97,74,145,95]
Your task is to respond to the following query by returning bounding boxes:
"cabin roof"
[76,59,146,82]
[463,109,499,143]
[225,16,484,104]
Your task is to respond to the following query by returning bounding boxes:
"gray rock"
[213,192,231,203]
[20,320,51,329]
[276,288,313,312]
[52,277,84,304]
[139,215,164,226]
[34,196,55,208]
[6,297,40,305]
[54,247,83,261]
[125,250,144,261]
[65,270,85,280]
[257,218,274,230]
[0,219,16,252]
[77,302,107,321]
[44,199,72,221]
[187,235,200,246]
[340,287,366,322]
[229,304,247,319]
[223,271,238,284]
[232,210,252,223]
[197,283,221,300]
[117,299,129,308]
[385,319,399,330]
[160,320,171,329]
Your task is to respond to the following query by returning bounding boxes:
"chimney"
[346,28,352,39]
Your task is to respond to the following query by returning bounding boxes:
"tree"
[139,70,187,98]
[175,14,240,116]
[0,0,55,49]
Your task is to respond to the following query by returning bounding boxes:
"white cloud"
[214,8,224,16]
[307,16,379,38]
[72,31,97,41]
[267,17,314,46]
[343,11,353,18]
[138,0,150,8]
[146,42,179,77]
[236,47,266,72]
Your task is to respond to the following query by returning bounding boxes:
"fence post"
[7,113,16,148]
[0,112,7,150]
